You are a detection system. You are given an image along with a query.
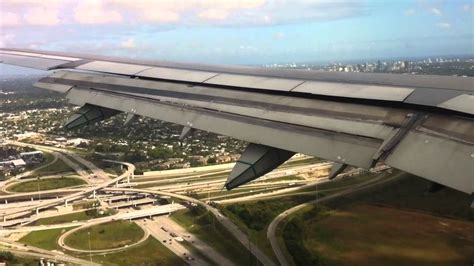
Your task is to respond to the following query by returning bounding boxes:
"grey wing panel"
[137,67,218,83]
[203,74,304,92]
[34,71,474,194]
[385,131,473,194]
[2,47,472,91]
[64,87,382,169]
[38,70,404,141]
[293,81,414,101]
[77,61,151,75]
[0,54,69,70]
[1,48,473,116]
[437,94,474,115]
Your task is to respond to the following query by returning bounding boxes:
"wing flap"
[1,48,473,195]
[438,94,474,115]
[293,81,414,101]
[1,48,473,116]
[36,70,403,141]
[64,87,382,169]
[77,61,151,75]
[138,67,218,83]
[34,82,73,93]
[1,50,81,61]
[385,131,473,194]
[0,53,68,70]
[203,73,304,91]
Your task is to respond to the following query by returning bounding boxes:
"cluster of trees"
[0,251,15,262]
[188,204,216,226]
[85,207,116,219]
[225,196,318,231]
[225,202,277,231]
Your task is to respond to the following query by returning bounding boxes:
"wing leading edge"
[1,48,473,195]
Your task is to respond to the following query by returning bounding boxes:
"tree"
[0,251,15,261]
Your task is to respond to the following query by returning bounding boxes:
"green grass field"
[281,173,474,266]
[88,238,184,266]
[171,207,259,266]
[31,209,116,225]
[64,220,145,250]
[284,204,474,266]
[8,177,86,192]
[20,228,71,250]
[32,157,73,176]
[220,172,382,262]
[324,172,474,220]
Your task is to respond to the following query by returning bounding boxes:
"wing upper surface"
[1,48,473,194]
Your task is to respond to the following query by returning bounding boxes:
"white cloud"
[436,22,451,29]
[431,7,442,16]
[199,9,230,20]
[109,0,264,23]
[142,10,180,23]
[262,15,272,24]
[24,6,60,26]
[1,0,63,26]
[0,12,20,27]
[0,34,15,48]
[404,9,415,16]
[74,0,123,24]
[120,38,136,49]
[0,0,368,27]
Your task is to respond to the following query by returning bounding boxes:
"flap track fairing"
[64,103,120,130]
[225,143,295,190]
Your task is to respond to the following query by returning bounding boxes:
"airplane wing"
[1,48,473,194]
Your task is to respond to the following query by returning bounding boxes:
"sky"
[0,0,473,66]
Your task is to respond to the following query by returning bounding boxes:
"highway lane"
[0,237,101,266]
[104,187,276,266]
[2,146,329,265]
[2,175,88,196]
[1,160,134,221]
[151,215,235,266]
[267,171,403,266]
[217,165,390,204]
[139,155,313,179]
[0,204,184,233]
[137,219,208,266]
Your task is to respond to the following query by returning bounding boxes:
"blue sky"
[0,0,473,65]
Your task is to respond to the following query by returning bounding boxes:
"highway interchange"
[0,141,390,265]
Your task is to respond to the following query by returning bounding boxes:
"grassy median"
[89,238,183,265]
[20,228,72,250]
[31,209,116,226]
[64,220,145,250]
[8,177,86,192]
[32,157,73,176]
